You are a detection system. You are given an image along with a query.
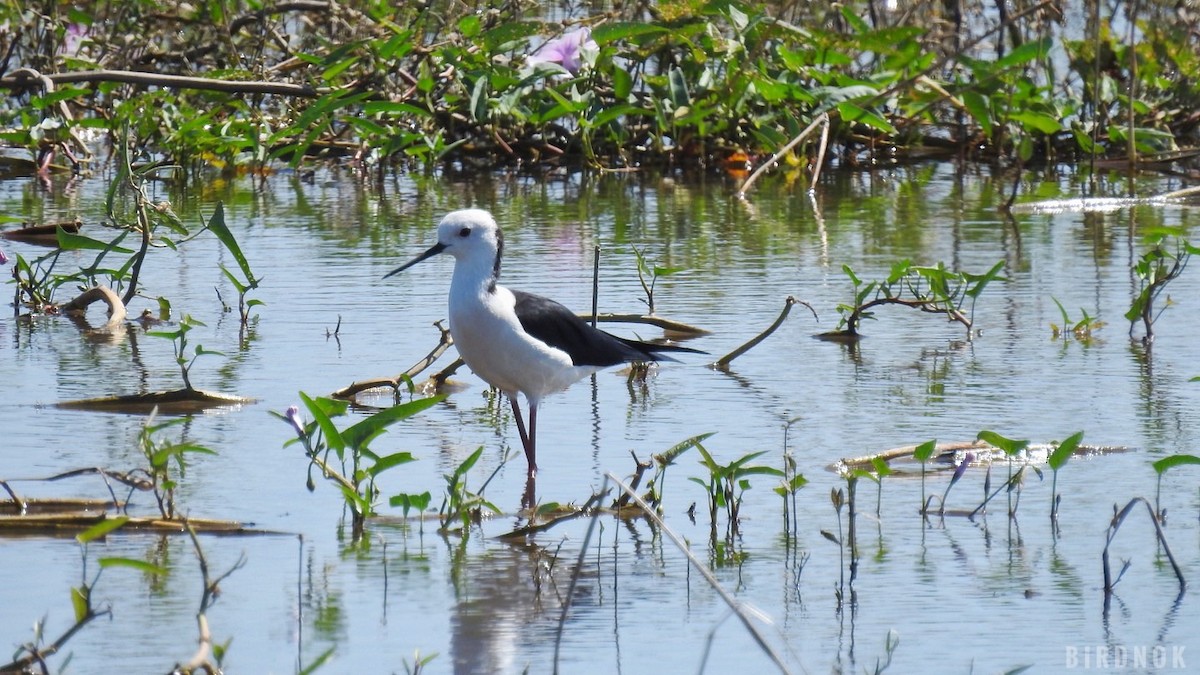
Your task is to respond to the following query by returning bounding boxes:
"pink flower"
[285,405,306,438]
[61,23,89,58]
[0,248,8,266]
[528,28,596,75]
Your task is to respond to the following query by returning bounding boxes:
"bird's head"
[385,209,503,279]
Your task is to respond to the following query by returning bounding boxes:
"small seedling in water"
[146,314,222,391]
[632,246,684,315]
[1047,431,1083,527]
[438,446,501,533]
[276,392,441,540]
[137,408,217,519]
[1050,298,1103,341]
[976,430,1030,518]
[1125,227,1197,343]
[912,439,937,516]
[689,443,782,542]
[1151,454,1200,524]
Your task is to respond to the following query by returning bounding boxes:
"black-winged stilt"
[386,209,699,483]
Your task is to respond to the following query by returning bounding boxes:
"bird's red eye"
[459,227,471,237]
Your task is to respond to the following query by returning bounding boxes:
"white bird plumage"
[386,209,698,483]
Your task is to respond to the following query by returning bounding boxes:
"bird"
[385,209,700,484]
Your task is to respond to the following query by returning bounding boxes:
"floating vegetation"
[822,259,1005,341]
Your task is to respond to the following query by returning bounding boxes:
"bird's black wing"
[512,290,700,367]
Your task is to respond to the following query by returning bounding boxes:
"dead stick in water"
[714,296,816,368]
[738,113,829,198]
[331,321,453,399]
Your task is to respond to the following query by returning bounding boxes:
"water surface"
[1,164,1198,673]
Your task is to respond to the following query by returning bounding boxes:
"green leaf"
[653,432,716,467]
[668,66,690,109]
[341,395,444,451]
[842,264,862,287]
[837,101,897,134]
[1010,111,1061,135]
[870,456,893,478]
[389,491,432,513]
[76,515,130,544]
[150,443,217,468]
[204,203,255,285]
[962,90,992,136]
[367,452,417,477]
[300,392,347,456]
[977,430,1030,457]
[362,101,432,118]
[57,226,134,254]
[995,37,1052,69]
[613,66,634,100]
[98,557,168,575]
[451,446,485,479]
[1152,454,1200,476]
[913,439,938,462]
[591,22,670,45]
[71,586,89,623]
[480,20,541,52]
[323,55,360,81]
[469,77,489,123]
[1047,431,1083,471]
[964,260,1007,298]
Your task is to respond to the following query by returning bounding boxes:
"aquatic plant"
[632,246,684,316]
[147,315,222,392]
[912,439,937,516]
[1050,298,1103,342]
[1102,497,1185,597]
[0,516,166,673]
[822,486,848,601]
[1047,431,1084,526]
[688,443,783,542]
[974,430,1030,518]
[832,260,1005,339]
[437,446,502,534]
[137,409,217,520]
[776,418,809,539]
[646,432,715,513]
[1150,454,1200,523]
[277,393,442,540]
[205,203,263,325]
[1125,227,1196,344]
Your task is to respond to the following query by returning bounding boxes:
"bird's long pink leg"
[509,396,537,477]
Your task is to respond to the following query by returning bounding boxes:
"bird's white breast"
[448,284,600,403]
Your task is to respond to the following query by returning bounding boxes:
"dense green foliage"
[1,1,1198,177]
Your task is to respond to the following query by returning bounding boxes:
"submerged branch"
[60,285,127,331]
[331,321,454,399]
[714,296,816,369]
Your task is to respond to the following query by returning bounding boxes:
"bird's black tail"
[617,336,706,363]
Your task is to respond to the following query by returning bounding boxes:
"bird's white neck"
[449,250,501,300]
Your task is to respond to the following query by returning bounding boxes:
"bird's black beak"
[384,242,447,279]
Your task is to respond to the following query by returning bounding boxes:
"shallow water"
[1,163,1199,673]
